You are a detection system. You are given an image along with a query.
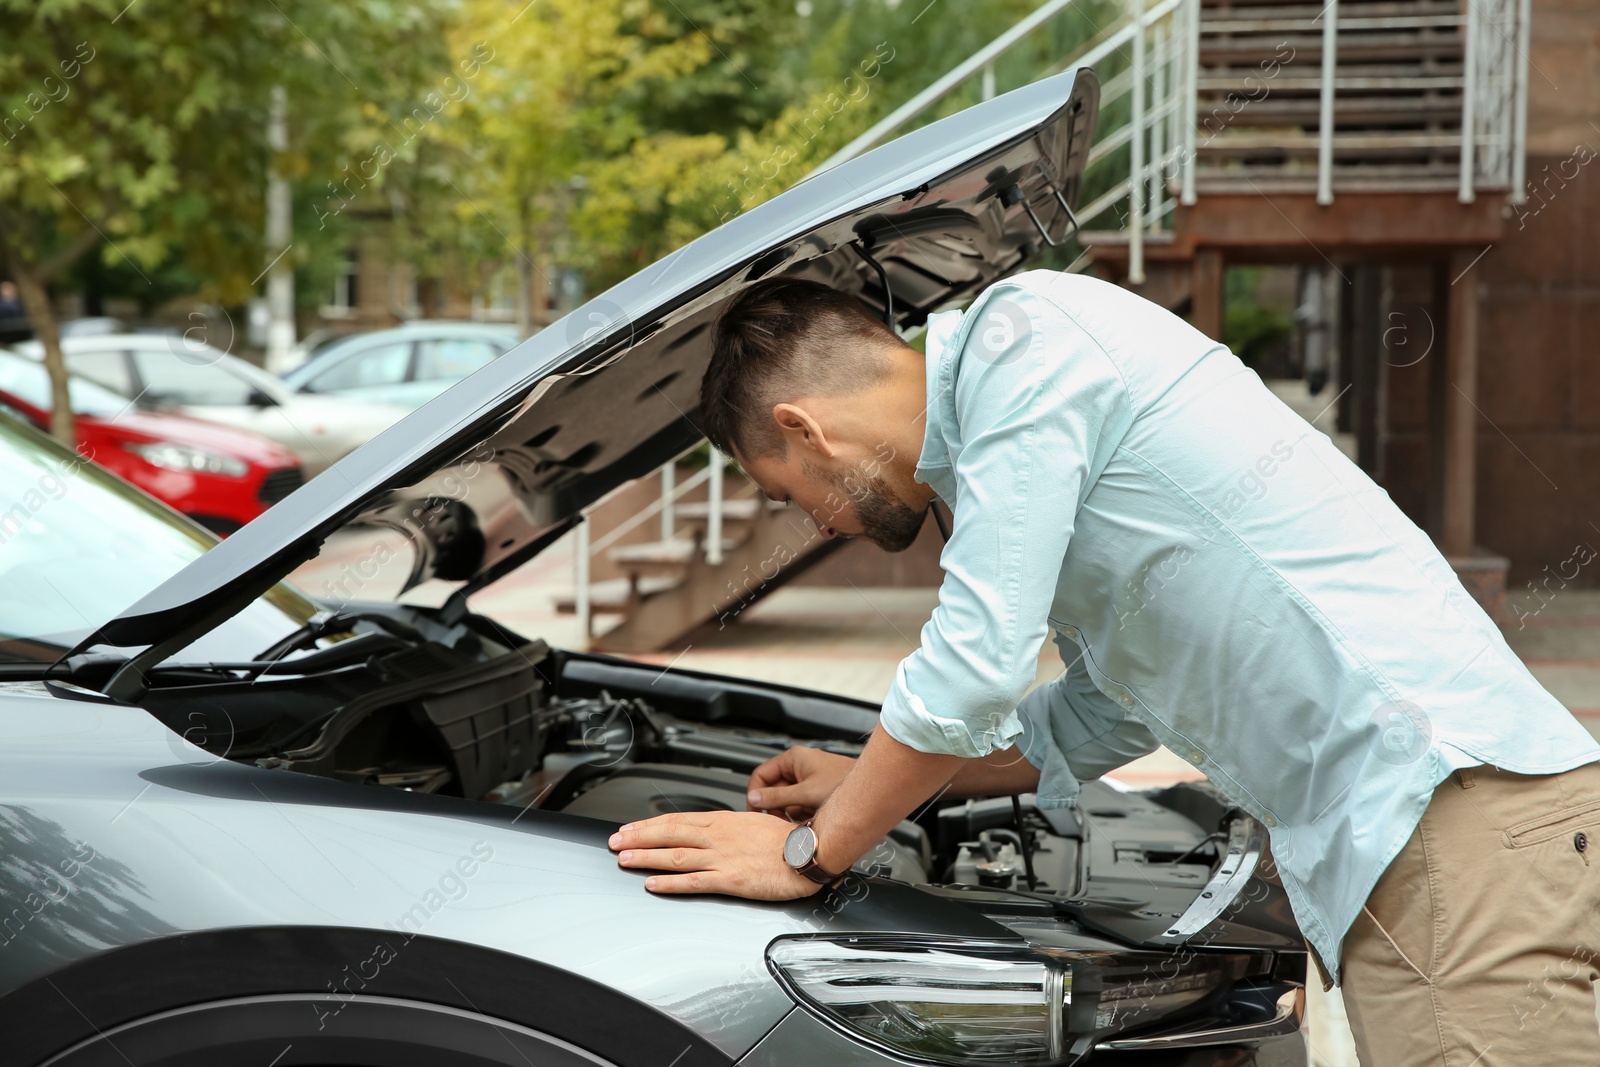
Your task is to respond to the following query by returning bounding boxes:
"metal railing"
[1071,0,1194,283]
[571,446,736,640]
[1463,0,1531,202]
[825,0,1532,248]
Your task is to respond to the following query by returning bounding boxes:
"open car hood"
[84,69,1098,669]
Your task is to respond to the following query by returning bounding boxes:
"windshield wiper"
[0,662,69,681]
[1,650,136,691]
[157,630,411,681]
[253,606,435,667]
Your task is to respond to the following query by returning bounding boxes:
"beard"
[805,460,928,553]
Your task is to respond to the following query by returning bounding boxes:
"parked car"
[0,351,302,534]
[8,335,409,478]
[0,71,1309,1067]
[281,324,362,371]
[281,321,521,409]
[57,316,126,338]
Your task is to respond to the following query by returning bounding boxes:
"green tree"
[561,0,1119,293]
[0,0,450,442]
[395,0,823,323]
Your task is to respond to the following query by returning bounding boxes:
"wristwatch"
[783,822,846,885]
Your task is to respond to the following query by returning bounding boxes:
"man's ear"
[771,402,835,458]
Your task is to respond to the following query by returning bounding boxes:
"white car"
[9,334,410,477]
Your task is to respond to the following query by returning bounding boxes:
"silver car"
[281,322,522,411]
[0,70,1309,1067]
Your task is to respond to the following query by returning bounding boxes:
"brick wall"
[1383,0,1600,587]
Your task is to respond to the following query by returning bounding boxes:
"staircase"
[1193,0,1479,189]
[554,451,845,653]
[1063,0,1526,292]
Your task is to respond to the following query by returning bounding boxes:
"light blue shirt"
[878,268,1600,985]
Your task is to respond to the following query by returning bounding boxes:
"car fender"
[0,691,1009,1061]
[0,925,730,1067]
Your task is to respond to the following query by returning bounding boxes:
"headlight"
[127,442,249,477]
[767,935,1250,1064]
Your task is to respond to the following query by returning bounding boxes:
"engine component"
[951,832,1027,891]
[415,650,547,800]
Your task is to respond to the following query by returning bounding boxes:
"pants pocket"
[1501,799,1600,850]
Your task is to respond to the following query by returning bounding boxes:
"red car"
[0,351,303,534]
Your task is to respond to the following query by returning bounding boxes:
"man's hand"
[747,746,855,819]
[609,811,826,899]
[612,725,962,901]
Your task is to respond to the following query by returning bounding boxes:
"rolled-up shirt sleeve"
[877,287,1135,759]
[1013,632,1162,808]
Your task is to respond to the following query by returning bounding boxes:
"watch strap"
[787,823,847,885]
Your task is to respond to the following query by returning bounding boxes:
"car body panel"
[301,379,439,409]
[80,415,300,532]
[179,389,403,478]
[1,929,733,1067]
[0,688,1013,1061]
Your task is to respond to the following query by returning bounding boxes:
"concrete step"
[1191,167,1475,193]
[1197,72,1463,93]
[1203,13,1462,34]
[1079,229,1186,255]
[1200,33,1461,66]
[553,575,682,615]
[674,498,785,522]
[1194,96,1461,128]
[1204,0,1460,21]
[1201,0,1452,10]
[1198,131,1465,156]
[609,535,749,574]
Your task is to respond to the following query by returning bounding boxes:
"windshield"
[0,414,318,665]
[0,351,129,418]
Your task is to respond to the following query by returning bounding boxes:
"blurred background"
[3,2,1596,1062]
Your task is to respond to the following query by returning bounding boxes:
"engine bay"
[505,688,1220,899]
[130,604,1233,908]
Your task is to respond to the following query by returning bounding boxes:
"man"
[0,281,28,343]
[609,269,1600,1064]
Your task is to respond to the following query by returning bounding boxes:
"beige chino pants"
[1336,761,1600,1066]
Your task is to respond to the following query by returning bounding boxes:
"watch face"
[783,824,817,869]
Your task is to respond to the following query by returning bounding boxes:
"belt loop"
[1456,768,1476,789]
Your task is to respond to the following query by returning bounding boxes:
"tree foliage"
[2,0,1120,443]
[425,0,1114,302]
[0,0,450,440]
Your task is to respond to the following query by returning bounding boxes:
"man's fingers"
[747,782,811,812]
[616,846,705,872]
[618,810,707,831]
[609,819,711,851]
[640,871,722,895]
[748,750,798,793]
[605,809,824,901]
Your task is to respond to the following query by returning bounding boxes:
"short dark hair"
[700,277,900,461]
